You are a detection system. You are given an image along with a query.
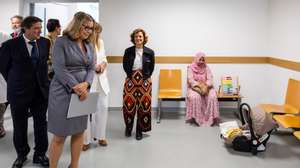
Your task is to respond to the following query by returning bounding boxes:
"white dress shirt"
[23,34,36,57]
[132,48,143,70]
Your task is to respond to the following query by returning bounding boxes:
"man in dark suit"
[0,16,50,168]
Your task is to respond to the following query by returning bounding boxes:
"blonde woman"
[83,22,110,151]
[48,12,95,168]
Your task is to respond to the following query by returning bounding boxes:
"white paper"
[67,92,99,119]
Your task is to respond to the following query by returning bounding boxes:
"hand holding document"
[67,92,99,119]
[72,82,89,100]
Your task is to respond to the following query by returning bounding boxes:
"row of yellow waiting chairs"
[259,78,300,140]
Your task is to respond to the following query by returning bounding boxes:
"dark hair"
[21,16,42,29]
[10,15,23,21]
[47,19,61,32]
[130,28,148,45]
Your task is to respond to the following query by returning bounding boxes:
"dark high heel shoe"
[125,127,132,137]
[136,130,143,140]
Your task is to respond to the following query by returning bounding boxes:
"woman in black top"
[122,28,155,140]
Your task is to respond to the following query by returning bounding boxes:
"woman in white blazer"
[83,22,110,150]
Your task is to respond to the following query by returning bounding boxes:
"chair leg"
[157,99,162,123]
[237,97,242,120]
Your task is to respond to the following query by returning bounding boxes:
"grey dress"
[48,36,94,136]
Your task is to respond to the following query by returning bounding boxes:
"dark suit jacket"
[0,36,50,104]
[122,46,155,79]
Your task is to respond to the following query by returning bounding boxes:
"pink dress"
[186,64,219,126]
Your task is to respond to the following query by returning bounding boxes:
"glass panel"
[33,2,99,36]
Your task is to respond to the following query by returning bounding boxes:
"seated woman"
[186,52,219,126]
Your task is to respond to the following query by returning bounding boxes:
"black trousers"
[10,86,48,157]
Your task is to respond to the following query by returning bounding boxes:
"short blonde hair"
[130,28,148,45]
[63,11,94,42]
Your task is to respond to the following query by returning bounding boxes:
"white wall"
[101,0,269,56]
[101,0,271,107]
[0,0,22,34]
[267,0,300,104]
[269,0,300,62]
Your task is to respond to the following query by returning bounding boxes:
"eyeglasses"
[82,24,93,32]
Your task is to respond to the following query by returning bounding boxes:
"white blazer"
[91,39,110,95]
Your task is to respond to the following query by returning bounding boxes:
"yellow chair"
[260,78,300,114]
[293,131,300,140]
[157,69,185,123]
[273,115,300,129]
[273,114,300,140]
